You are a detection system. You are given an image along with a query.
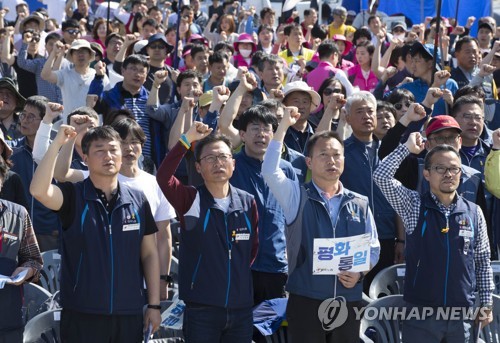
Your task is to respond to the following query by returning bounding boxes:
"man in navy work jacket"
[30,124,161,342]
[262,106,380,343]
[374,110,494,343]
[156,122,259,342]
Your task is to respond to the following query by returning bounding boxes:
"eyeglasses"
[19,112,41,123]
[394,101,412,110]
[428,166,461,175]
[248,126,273,135]
[427,135,460,145]
[461,113,484,121]
[198,154,232,164]
[148,43,167,50]
[125,66,147,76]
[323,88,342,96]
[65,29,80,35]
[30,35,40,43]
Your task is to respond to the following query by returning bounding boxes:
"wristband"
[179,134,191,149]
[160,274,174,283]
[147,304,161,310]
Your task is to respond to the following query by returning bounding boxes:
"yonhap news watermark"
[318,297,491,331]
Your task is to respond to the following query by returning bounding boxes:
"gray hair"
[344,91,377,115]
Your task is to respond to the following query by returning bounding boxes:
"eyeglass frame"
[198,153,233,164]
[427,166,462,175]
[19,112,42,123]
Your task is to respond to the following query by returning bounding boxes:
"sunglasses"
[65,29,80,35]
[394,101,412,110]
[30,35,40,43]
[323,88,342,96]
[148,43,167,50]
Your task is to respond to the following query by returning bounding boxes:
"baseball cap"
[391,21,407,32]
[478,22,494,33]
[425,115,462,137]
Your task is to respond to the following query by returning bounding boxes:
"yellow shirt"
[327,23,356,39]
[278,47,316,66]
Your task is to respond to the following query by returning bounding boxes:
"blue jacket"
[10,138,61,236]
[178,185,258,309]
[340,135,397,240]
[231,148,296,274]
[405,192,479,307]
[60,179,150,315]
[286,183,374,301]
[399,78,459,115]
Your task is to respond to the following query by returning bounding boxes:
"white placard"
[313,233,371,275]
[160,296,185,330]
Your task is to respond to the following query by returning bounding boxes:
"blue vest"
[286,183,371,301]
[0,200,29,332]
[60,179,149,315]
[341,135,397,239]
[405,193,479,307]
[178,185,257,309]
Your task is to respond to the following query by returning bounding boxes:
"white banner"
[313,233,371,275]
[160,295,185,330]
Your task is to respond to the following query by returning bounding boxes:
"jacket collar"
[82,177,131,207]
[422,192,468,215]
[199,184,245,213]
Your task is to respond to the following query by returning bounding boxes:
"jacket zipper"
[190,255,202,289]
[224,213,232,307]
[74,204,89,291]
[443,214,450,306]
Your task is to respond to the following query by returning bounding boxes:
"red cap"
[425,115,462,137]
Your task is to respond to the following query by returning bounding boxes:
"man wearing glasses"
[156,122,259,342]
[374,125,494,343]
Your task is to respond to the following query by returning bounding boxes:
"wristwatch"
[160,274,174,286]
[147,304,161,310]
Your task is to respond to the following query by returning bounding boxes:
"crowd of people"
[1,0,500,342]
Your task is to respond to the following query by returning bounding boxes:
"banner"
[313,233,371,275]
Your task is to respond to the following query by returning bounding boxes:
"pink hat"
[233,33,256,53]
[332,34,353,56]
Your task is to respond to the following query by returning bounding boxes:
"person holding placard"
[261,105,380,343]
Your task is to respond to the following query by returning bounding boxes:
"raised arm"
[167,96,195,150]
[30,125,77,211]
[114,34,138,65]
[1,27,15,66]
[32,102,63,164]
[316,93,345,132]
[54,114,95,183]
[148,70,169,107]
[41,42,65,84]
[485,128,500,198]
[204,85,230,131]
[218,67,257,147]
[261,107,302,224]
[65,0,76,19]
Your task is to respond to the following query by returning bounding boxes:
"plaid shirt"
[373,144,494,305]
[18,212,43,283]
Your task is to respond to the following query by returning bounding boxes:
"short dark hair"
[194,134,233,161]
[306,131,344,157]
[386,88,415,105]
[208,51,228,66]
[455,36,479,52]
[257,24,274,36]
[257,54,283,72]
[45,32,62,44]
[251,50,265,67]
[368,15,380,25]
[318,78,346,103]
[62,19,79,31]
[67,106,99,125]
[284,23,301,36]
[142,18,159,29]
[147,5,160,14]
[260,7,275,20]
[176,70,202,88]
[190,44,208,59]
[451,95,484,117]
[376,101,397,118]
[123,54,150,70]
[317,40,339,60]
[105,32,124,47]
[453,85,486,104]
[238,105,278,132]
[424,145,461,170]
[111,118,146,146]
[214,41,235,55]
[25,96,49,119]
[104,109,135,126]
[81,126,121,155]
[260,98,284,115]
[353,27,371,43]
